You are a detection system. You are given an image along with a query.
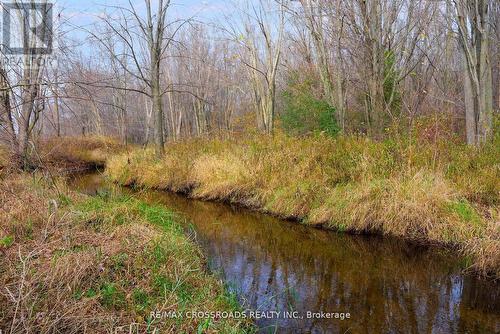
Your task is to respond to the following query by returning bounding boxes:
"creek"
[70,172,500,334]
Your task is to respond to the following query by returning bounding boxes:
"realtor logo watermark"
[0,0,58,70]
[2,1,53,54]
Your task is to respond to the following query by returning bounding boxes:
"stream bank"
[71,171,500,334]
[0,171,251,333]
[106,134,499,278]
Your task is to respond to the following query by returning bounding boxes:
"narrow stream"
[70,172,500,334]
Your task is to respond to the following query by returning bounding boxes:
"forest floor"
[106,132,499,279]
[0,141,252,333]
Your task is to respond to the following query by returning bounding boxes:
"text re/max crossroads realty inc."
[150,310,351,320]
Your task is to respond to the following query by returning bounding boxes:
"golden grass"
[106,132,500,277]
[40,136,127,170]
[0,173,252,333]
[1,136,127,173]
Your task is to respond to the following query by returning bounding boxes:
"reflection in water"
[71,173,500,334]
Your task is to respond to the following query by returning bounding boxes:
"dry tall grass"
[107,133,499,277]
[0,173,251,333]
[40,136,127,171]
[0,136,126,174]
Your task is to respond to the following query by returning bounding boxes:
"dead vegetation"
[106,133,499,278]
[0,172,251,333]
[0,136,127,176]
[40,136,127,172]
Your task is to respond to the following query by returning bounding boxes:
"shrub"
[281,75,339,137]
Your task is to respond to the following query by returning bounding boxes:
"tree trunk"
[90,99,102,135]
[193,97,208,136]
[54,95,60,137]
[463,57,476,145]
[120,105,127,146]
[19,75,39,169]
[0,67,17,151]
[152,66,165,157]
[166,89,176,141]
[144,94,152,145]
[456,0,494,145]
[478,31,493,143]
[52,69,61,137]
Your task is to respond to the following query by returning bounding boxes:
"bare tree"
[5,0,494,147]
[230,0,286,134]
[88,0,187,156]
[2,0,52,168]
[297,0,346,130]
[452,0,494,145]
[0,64,17,151]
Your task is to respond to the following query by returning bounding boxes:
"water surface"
[70,172,500,334]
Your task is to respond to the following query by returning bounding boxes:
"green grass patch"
[136,201,179,231]
[132,288,151,312]
[0,235,14,248]
[100,282,126,309]
[447,199,483,227]
[71,193,253,332]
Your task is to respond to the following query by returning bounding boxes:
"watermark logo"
[2,1,53,55]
